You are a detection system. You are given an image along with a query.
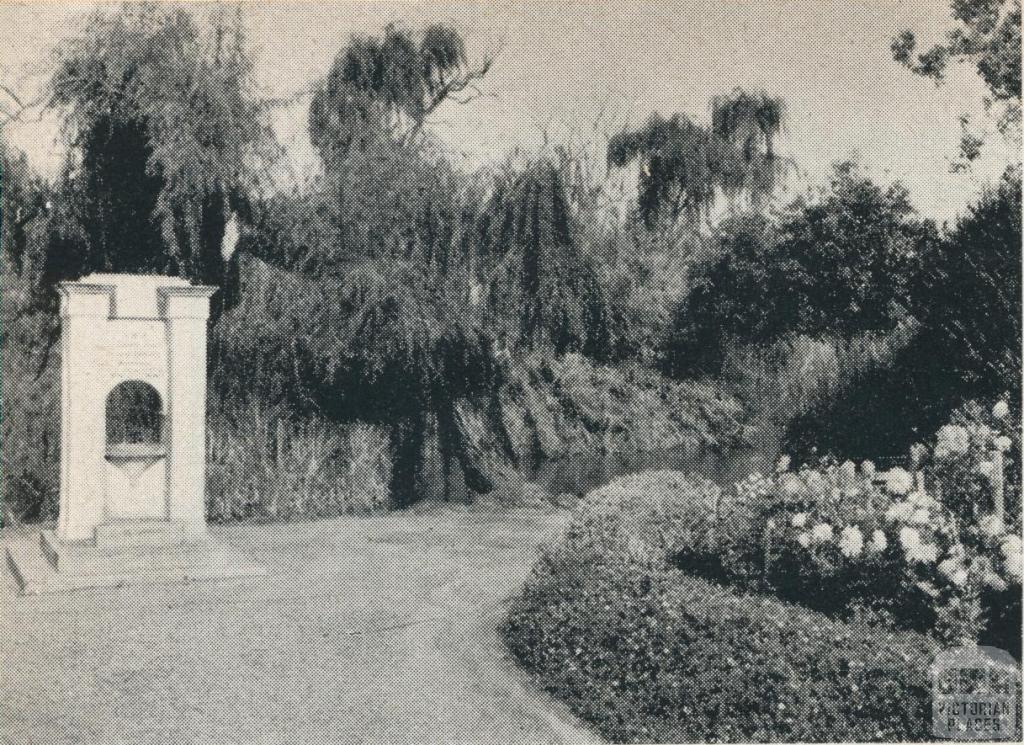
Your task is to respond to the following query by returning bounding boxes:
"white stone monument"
[6,274,263,594]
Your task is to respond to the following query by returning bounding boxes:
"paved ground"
[1,505,600,745]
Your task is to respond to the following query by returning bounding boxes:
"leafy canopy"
[892,0,1021,158]
[308,22,490,165]
[663,163,938,377]
[47,2,274,286]
[607,90,787,228]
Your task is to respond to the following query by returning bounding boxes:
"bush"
[662,164,936,378]
[505,547,939,742]
[696,402,1022,652]
[563,470,725,564]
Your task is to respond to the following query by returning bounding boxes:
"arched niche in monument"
[104,380,167,521]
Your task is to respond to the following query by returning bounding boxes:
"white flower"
[938,557,964,580]
[775,454,791,473]
[838,461,857,484]
[899,526,922,549]
[935,425,970,460]
[911,508,931,526]
[861,460,877,479]
[868,530,888,553]
[797,532,811,548]
[804,471,827,496]
[812,523,834,543]
[791,512,808,528]
[995,436,1012,453]
[908,490,937,509]
[1000,535,1022,558]
[947,542,967,560]
[951,569,969,586]
[780,474,805,499]
[905,541,938,563]
[766,518,776,530]
[993,401,1010,419]
[886,500,915,522]
[839,526,864,558]
[984,571,1008,591]
[978,461,995,478]
[1005,559,1022,581]
[979,515,1005,538]
[884,468,915,496]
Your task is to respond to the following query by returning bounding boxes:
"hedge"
[504,548,940,743]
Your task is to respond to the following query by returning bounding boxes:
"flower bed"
[678,399,1021,653]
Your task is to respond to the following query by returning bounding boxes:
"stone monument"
[6,274,263,594]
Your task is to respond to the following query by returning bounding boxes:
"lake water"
[528,436,780,497]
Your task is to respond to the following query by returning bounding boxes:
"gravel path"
[1,506,600,745]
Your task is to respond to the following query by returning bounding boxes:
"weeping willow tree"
[45,2,275,300]
[308,22,491,165]
[212,254,497,507]
[607,89,788,228]
[220,157,613,506]
[474,160,611,359]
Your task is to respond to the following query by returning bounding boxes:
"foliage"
[892,0,1021,144]
[308,22,489,164]
[212,251,498,506]
[505,509,939,742]
[607,89,787,228]
[707,401,1022,652]
[475,161,611,358]
[780,163,936,337]
[1,142,60,522]
[720,327,918,432]
[45,2,274,293]
[909,166,1022,390]
[245,141,473,275]
[661,212,789,376]
[206,400,390,522]
[663,163,937,377]
[783,167,1021,460]
[891,0,1021,169]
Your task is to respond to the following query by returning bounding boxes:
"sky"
[0,0,1018,223]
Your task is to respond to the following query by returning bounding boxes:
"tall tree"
[308,22,492,166]
[46,2,274,295]
[607,90,787,228]
[474,160,610,358]
[662,163,937,377]
[892,0,1021,164]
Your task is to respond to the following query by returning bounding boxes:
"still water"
[527,437,780,497]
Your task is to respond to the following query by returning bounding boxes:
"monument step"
[93,520,199,548]
[40,529,210,575]
[6,532,265,596]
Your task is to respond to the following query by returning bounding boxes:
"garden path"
[1,505,600,745]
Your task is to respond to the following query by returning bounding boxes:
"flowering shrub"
[704,398,1022,652]
[927,399,1021,523]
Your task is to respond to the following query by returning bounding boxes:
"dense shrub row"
[505,539,939,742]
[505,437,1022,741]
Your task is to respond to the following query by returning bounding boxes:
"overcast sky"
[1,1,1017,223]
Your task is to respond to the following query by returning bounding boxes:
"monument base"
[5,521,265,596]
